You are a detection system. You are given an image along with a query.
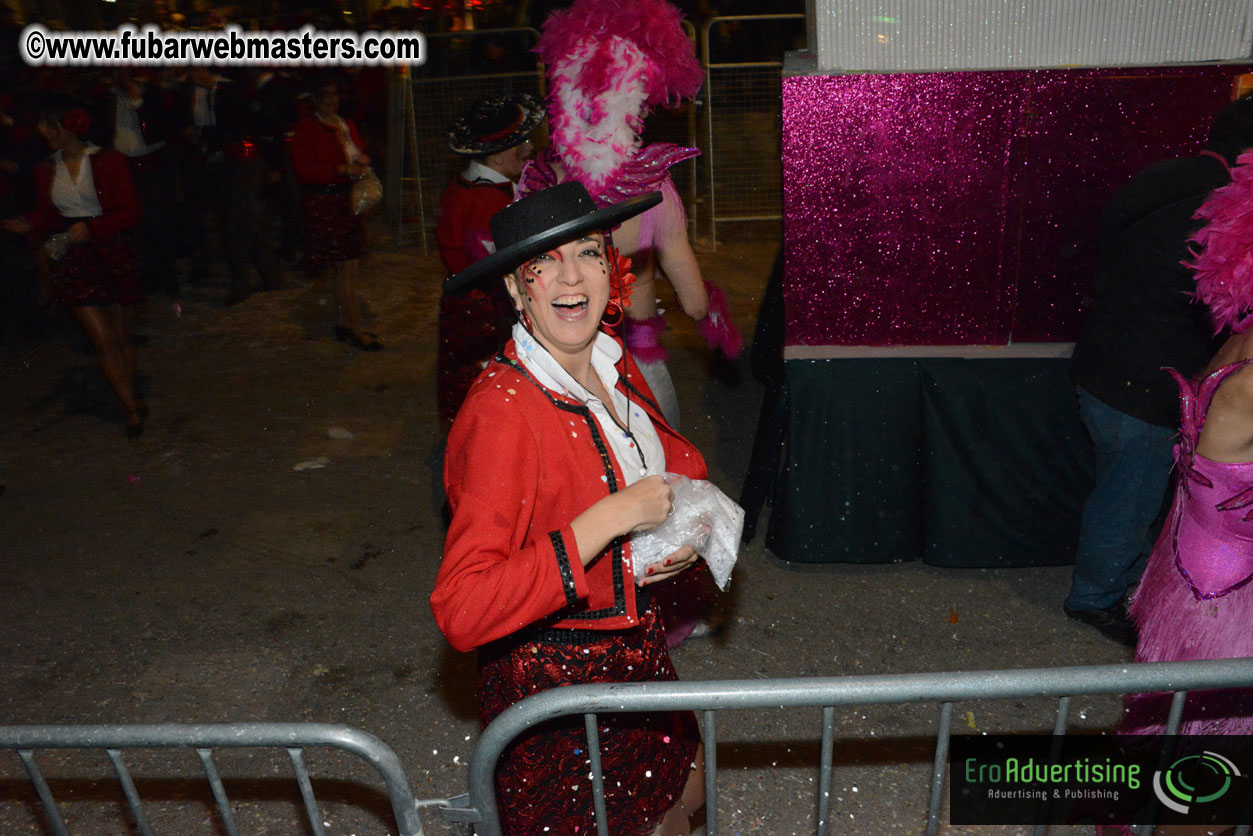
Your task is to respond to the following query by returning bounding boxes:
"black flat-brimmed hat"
[445,182,660,295]
[448,93,545,156]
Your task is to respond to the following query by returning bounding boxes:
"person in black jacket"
[93,69,180,294]
[178,68,281,304]
[1064,94,1253,645]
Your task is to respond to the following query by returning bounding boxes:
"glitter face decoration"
[509,234,611,363]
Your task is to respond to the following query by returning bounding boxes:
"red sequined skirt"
[478,601,699,836]
[52,232,144,307]
[301,190,364,273]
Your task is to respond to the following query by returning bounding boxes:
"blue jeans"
[1066,387,1177,611]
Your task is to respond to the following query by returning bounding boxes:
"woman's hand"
[570,474,674,567]
[65,221,90,244]
[611,474,675,534]
[637,545,699,586]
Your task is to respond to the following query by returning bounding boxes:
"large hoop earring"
[601,242,632,328]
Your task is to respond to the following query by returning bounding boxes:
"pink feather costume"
[517,0,741,388]
[1121,149,1253,738]
[518,0,728,648]
[1123,361,1253,737]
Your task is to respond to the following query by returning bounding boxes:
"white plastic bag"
[629,474,743,590]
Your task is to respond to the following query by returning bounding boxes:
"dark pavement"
[0,230,1119,834]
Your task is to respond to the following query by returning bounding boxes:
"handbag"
[351,168,382,216]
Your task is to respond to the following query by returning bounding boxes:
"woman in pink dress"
[1122,149,1253,740]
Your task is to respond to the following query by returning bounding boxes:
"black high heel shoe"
[124,403,148,439]
[334,326,383,351]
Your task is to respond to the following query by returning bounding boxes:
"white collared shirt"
[191,85,216,128]
[512,322,665,486]
[462,159,512,185]
[50,145,103,218]
[318,113,362,164]
[112,87,165,157]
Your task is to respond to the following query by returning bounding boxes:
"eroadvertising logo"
[1153,751,1240,815]
[950,736,1253,827]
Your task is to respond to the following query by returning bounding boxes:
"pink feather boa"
[623,314,669,365]
[1185,149,1253,334]
[698,281,743,359]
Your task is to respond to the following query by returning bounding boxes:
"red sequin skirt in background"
[301,190,365,273]
[477,602,700,836]
[52,233,144,307]
[437,286,511,431]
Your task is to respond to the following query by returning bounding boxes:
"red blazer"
[28,149,141,240]
[431,339,708,652]
[290,114,364,186]
[435,174,512,274]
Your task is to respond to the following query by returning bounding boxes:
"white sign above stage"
[803,0,1253,72]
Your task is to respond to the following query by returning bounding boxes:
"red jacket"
[28,149,141,240]
[435,174,512,274]
[290,114,364,185]
[431,339,708,652]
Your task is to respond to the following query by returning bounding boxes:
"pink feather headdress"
[1186,149,1253,334]
[534,0,703,197]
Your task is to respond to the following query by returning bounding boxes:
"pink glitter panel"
[782,66,1253,347]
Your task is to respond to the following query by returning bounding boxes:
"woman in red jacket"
[3,99,147,436]
[290,75,379,351]
[430,182,706,836]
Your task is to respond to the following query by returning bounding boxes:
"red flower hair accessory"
[602,244,636,326]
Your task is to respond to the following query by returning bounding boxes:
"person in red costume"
[291,74,379,351]
[4,97,148,437]
[431,182,706,836]
[516,0,739,647]
[435,92,543,430]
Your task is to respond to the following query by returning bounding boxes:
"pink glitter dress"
[1123,359,1253,736]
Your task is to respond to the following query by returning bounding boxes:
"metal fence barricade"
[387,16,811,252]
[0,722,428,836]
[396,28,545,254]
[441,658,1253,836]
[700,14,806,247]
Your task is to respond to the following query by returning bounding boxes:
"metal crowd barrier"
[392,28,545,254]
[6,660,1253,835]
[0,722,428,836]
[700,13,806,247]
[384,15,809,253]
[442,658,1253,836]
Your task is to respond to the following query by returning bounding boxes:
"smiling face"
[506,232,610,370]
